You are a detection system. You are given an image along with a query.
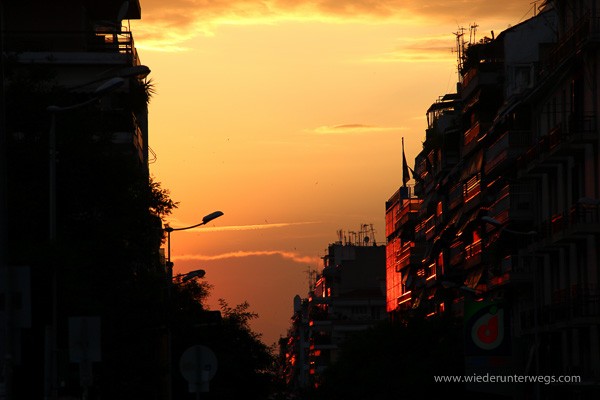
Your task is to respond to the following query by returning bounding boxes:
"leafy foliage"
[170,292,278,400]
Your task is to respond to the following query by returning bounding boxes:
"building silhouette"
[281,226,386,391]
[386,2,600,398]
[1,2,167,399]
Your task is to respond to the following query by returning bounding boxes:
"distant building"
[386,2,600,398]
[280,226,386,390]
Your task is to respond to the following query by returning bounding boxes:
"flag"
[425,156,433,174]
[408,165,423,184]
[402,137,410,187]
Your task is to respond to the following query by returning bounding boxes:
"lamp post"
[163,210,223,400]
[163,211,224,280]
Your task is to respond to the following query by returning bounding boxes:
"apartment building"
[281,227,386,390]
[0,2,167,399]
[386,2,600,398]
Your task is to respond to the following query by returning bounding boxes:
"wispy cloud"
[174,249,321,265]
[311,124,404,135]
[173,221,320,233]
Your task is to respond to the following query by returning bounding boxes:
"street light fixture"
[173,269,206,283]
[163,210,224,274]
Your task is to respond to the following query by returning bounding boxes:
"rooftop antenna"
[349,231,357,245]
[369,223,377,246]
[305,266,317,292]
[453,26,466,80]
[470,23,479,45]
[362,224,369,246]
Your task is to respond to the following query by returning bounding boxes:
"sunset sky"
[129,0,538,346]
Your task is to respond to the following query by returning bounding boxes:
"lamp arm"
[168,221,206,232]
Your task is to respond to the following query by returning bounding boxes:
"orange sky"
[130,0,538,346]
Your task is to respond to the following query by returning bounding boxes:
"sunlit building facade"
[281,228,386,390]
[386,2,600,398]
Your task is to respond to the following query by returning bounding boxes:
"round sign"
[179,345,218,383]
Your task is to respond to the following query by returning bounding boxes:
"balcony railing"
[461,63,502,100]
[395,242,425,271]
[395,198,421,228]
[487,184,534,226]
[449,241,465,266]
[516,124,570,170]
[449,183,463,210]
[464,240,482,268]
[540,202,600,240]
[521,283,600,328]
[4,29,139,65]
[539,14,600,79]
[485,130,532,174]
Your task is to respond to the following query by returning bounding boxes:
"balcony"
[449,240,465,267]
[517,126,564,171]
[424,215,436,241]
[485,130,532,175]
[462,122,481,157]
[395,242,426,272]
[397,291,413,309]
[529,283,600,327]
[5,29,139,65]
[540,202,600,241]
[461,63,502,101]
[464,240,482,269]
[416,213,438,241]
[448,183,463,210]
[395,199,421,231]
[539,14,600,79]
[462,175,482,213]
[487,184,534,227]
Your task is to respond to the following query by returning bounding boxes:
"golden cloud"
[174,249,321,265]
[179,221,320,232]
[132,0,531,51]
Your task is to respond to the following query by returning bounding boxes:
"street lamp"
[162,210,223,400]
[173,269,206,283]
[163,211,224,275]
